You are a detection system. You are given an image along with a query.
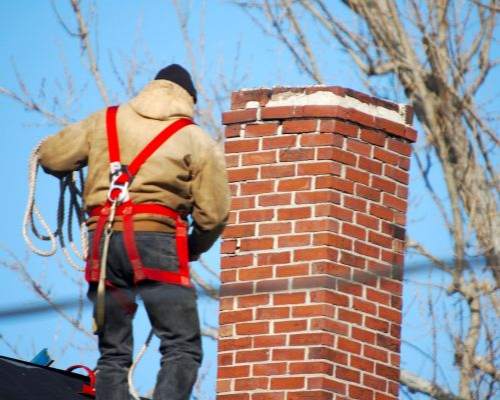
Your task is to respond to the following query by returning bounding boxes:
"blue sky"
[1,1,489,398]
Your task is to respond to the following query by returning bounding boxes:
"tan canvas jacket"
[38,80,230,256]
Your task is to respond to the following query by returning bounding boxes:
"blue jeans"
[87,231,202,400]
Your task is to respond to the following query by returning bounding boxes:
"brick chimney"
[217,86,417,400]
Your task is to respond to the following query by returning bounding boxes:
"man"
[38,64,230,400]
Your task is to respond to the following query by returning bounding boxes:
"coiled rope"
[22,141,88,271]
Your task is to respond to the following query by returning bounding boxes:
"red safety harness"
[85,106,194,288]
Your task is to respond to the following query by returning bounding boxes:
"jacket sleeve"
[38,113,97,176]
[189,134,230,259]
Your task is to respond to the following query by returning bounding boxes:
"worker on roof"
[38,64,230,400]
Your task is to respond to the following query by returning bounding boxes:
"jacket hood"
[128,80,195,120]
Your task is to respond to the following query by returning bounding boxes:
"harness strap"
[106,106,120,164]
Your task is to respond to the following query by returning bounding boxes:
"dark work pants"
[87,232,202,400]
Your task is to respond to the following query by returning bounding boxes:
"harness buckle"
[107,162,131,203]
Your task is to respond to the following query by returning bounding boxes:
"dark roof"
[0,355,92,399]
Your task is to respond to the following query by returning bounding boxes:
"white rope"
[22,142,86,271]
[22,142,58,257]
[128,328,155,400]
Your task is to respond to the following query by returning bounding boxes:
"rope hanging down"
[22,141,88,271]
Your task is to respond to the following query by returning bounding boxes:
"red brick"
[276,263,310,277]
[383,193,407,212]
[242,151,277,166]
[225,154,239,167]
[358,156,382,174]
[356,213,379,230]
[370,204,394,221]
[354,241,380,259]
[222,108,257,124]
[315,204,353,221]
[327,148,357,166]
[218,365,250,379]
[360,129,385,146]
[345,167,370,185]
[293,247,338,262]
[309,346,348,364]
[289,332,334,346]
[262,135,297,149]
[274,319,308,333]
[241,180,274,195]
[282,119,317,133]
[295,219,339,233]
[270,376,305,390]
[307,376,347,395]
[313,232,352,250]
[366,288,391,305]
[225,124,241,138]
[254,335,287,348]
[272,348,305,361]
[290,361,333,375]
[252,393,284,400]
[261,106,302,119]
[337,337,361,354]
[218,337,252,352]
[225,138,259,153]
[236,349,270,363]
[231,196,256,210]
[336,366,360,382]
[351,327,376,344]
[341,223,366,240]
[338,308,363,325]
[314,176,354,193]
[237,294,270,308]
[253,363,287,376]
[221,240,237,254]
[339,252,366,269]
[261,164,295,178]
[300,133,343,147]
[298,161,341,176]
[228,167,258,182]
[296,190,340,204]
[258,193,291,207]
[376,117,406,138]
[245,123,279,137]
[218,394,249,400]
[378,306,401,324]
[320,119,358,137]
[355,184,381,201]
[364,374,387,392]
[278,207,311,220]
[220,309,253,324]
[376,364,399,381]
[310,289,349,306]
[384,165,408,184]
[220,254,254,268]
[353,298,377,314]
[235,377,269,391]
[369,231,392,248]
[239,209,274,222]
[374,147,399,165]
[278,234,311,248]
[273,292,307,305]
[349,384,374,400]
[278,177,312,191]
[387,138,411,156]
[364,345,388,362]
[257,252,291,265]
[259,222,292,235]
[346,138,371,156]
[292,304,334,318]
[365,316,389,333]
[371,176,396,193]
[343,196,367,212]
[238,266,273,280]
[256,307,290,320]
[256,279,289,294]
[279,148,315,162]
[218,353,233,366]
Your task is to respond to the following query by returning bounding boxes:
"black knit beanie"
[154,64,197,103]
